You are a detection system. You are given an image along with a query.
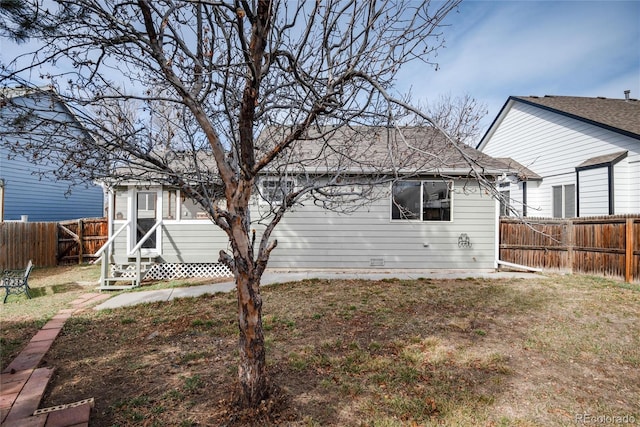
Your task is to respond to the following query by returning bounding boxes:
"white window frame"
[552,184,575,218]
[259,177,295,205]
[391,179,453,222]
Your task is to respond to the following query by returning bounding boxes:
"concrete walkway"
[1,293,111,427]
[94,270,539,310]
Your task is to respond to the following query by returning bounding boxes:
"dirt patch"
[10,274,640,425]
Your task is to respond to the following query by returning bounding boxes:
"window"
[552,184,575,218]
[500,190,511,217]
[261,178,295,204]
[163,190,177,220]
[391,180,452,221]
[181,194,210,220]
[564,184,576,218]
[113,188,128,220]
[136,192,156,219]
[499,181,511,217]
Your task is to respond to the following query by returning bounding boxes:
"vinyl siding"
[109,178,498,270]
[614,159,631,214]
[257,179,496,270]
[481,101,640,217]
[0,148,104,221]
[578,167,609,216]
[1,94,104,221]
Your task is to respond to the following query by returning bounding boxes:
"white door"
[133,190,161,255]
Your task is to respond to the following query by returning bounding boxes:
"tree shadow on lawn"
[38,277,639,426]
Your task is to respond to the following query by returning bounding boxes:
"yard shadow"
[27,287,47,298]
[51,283,85,294]
[38,278,557,426]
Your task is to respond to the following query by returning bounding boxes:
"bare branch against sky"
[0,0,509,409]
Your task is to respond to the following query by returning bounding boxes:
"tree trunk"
[236,269,268,407]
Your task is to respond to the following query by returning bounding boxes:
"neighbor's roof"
[514,95,640,138]
[0,85,55,104]
[576,150,628,170]
[495,157,542,181]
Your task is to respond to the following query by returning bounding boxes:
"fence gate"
[57,218,108,265]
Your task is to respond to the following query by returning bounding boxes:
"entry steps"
[99,257,157,290]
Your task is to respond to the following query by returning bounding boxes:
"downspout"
[575,170,581,217]
[522,181,528,217]
[608,164,615,215]
[494,187,500,270]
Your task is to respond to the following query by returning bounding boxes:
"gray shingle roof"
[513,95,640,138]
[260,125,509,176]
[495,157,542,181]
[577,150,628,169]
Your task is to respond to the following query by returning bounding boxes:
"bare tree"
[417,93,488,146]
[0,0,483,408]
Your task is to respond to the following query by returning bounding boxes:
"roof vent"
[624,90,630,101]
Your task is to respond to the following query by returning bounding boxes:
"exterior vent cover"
[370,258,385,266]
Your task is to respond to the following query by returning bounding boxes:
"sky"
[395,0,640,135]
[1,1,638,140]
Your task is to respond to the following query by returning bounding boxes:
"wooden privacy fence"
[500,215,640,283]
[58,218,108,265]
[0,217,107,270]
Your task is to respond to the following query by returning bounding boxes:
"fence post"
[77,219,84,265]
[626,218,634,283]
[566,219,574,273]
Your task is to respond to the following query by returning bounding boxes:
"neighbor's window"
[392,180,452,221]
[261,178,295,204]
[500,190,511,217]
[499,181,511,217]
[552,184,575,218]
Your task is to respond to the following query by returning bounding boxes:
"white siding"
[525,181,544,217]
[578,167,609,216]
[614,159,631,214]
[481,101,640,217]
[632,159,640,212]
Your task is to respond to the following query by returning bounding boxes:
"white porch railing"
[94,219,163,289]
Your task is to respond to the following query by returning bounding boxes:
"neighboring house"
[477,94,640,218]
[0,87,104,222]
[98,126,509,289]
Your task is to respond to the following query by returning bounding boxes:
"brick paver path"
[1,293,110,427]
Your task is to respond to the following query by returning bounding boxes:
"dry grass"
[2,270,639,426]
[0,264,229,371]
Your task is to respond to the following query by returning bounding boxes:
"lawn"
[2,267,639,426]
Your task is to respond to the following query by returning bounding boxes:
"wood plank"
[626,218,634,283]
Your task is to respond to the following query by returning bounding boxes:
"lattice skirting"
[112,263,233,280]
[145,263,233,280]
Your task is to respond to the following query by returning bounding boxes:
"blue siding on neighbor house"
[0,148,104,221]
[1,90,104,222]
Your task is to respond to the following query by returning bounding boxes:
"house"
[96,126,510,289]
[0,87,105,222]
[477,94,640,218]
